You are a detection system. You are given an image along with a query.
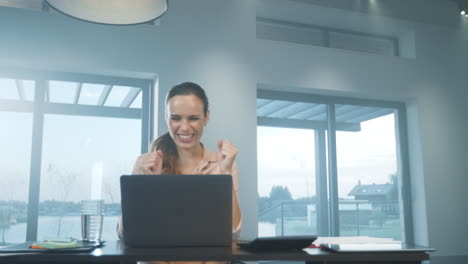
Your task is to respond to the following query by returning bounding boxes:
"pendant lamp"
[45,0,168,25]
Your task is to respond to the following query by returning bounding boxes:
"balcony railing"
[258,200,400,240]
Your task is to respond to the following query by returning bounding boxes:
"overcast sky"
[257,114,397,199]
[0,112,139,202]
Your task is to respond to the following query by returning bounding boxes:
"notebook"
[120,174,232,248]
[0,240,104,253]
[319,243,436,253]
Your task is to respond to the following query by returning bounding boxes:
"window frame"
[0,68,155,241]
[257,88,413,244]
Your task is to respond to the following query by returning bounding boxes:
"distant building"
[348,182,398,216]
[349,182,394,202]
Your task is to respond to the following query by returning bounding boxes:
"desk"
[0,241,430,264]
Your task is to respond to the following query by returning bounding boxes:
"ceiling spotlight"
[460,0,468,17]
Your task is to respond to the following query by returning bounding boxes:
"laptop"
[120,174,232,248]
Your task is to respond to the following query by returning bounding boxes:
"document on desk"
[304,237,435,254]
[313,236,398,245]
[0,240,104,253]
[314,243,436,253]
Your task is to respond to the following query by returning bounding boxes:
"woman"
[118,82,242,242]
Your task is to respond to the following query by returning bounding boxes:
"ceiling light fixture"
[44,0,168,25]
[459,0,468,17]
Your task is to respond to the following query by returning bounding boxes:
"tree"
[258,186,292,223]
[269,186,293,202]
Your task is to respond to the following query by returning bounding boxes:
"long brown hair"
[150,82,209,174]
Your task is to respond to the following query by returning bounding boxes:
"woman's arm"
[116,216,124,240]
[231,162,242,240]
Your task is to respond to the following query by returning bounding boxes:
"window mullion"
[25,80,46,241]
[326,104,340,236]
[395,107,414,244]
[315,128,329,236]
[141,82,153,153]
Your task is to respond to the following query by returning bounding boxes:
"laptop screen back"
[120,174,232,248]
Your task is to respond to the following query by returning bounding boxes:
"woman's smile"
[177,133,195,143]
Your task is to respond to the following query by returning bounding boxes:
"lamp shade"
[45,0,168,25]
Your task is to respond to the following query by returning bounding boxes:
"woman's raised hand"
[132,150,163,175]
[217,139,238,174]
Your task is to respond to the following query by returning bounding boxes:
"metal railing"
[259,200,399,237]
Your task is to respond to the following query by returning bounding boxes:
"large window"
[257,90,412,243]
[0,71,154,244]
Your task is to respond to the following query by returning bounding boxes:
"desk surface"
[0,240,430,264]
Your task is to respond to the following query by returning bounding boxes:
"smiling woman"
[119,82,242,247]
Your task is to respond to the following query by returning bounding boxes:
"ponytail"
[151,132,179,174]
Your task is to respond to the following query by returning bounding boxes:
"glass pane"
[0,112,33,245]
[38,115,141,241]
[335,106,400,240]
[257,126,316,237]
[130,91,142,109]
[257,20,325,47]
[22,80,35,101]
[0,78,18,100]
[49,81,77,104]
[329,31,395,56]
[78,83,105,106]
[105,86,132,107]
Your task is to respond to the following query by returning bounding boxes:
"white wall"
[256,0,468,260]
[1,0,468,261]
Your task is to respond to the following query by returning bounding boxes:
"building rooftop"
[348,183,394,196]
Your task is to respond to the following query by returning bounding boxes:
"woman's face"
[166,94,209,151]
